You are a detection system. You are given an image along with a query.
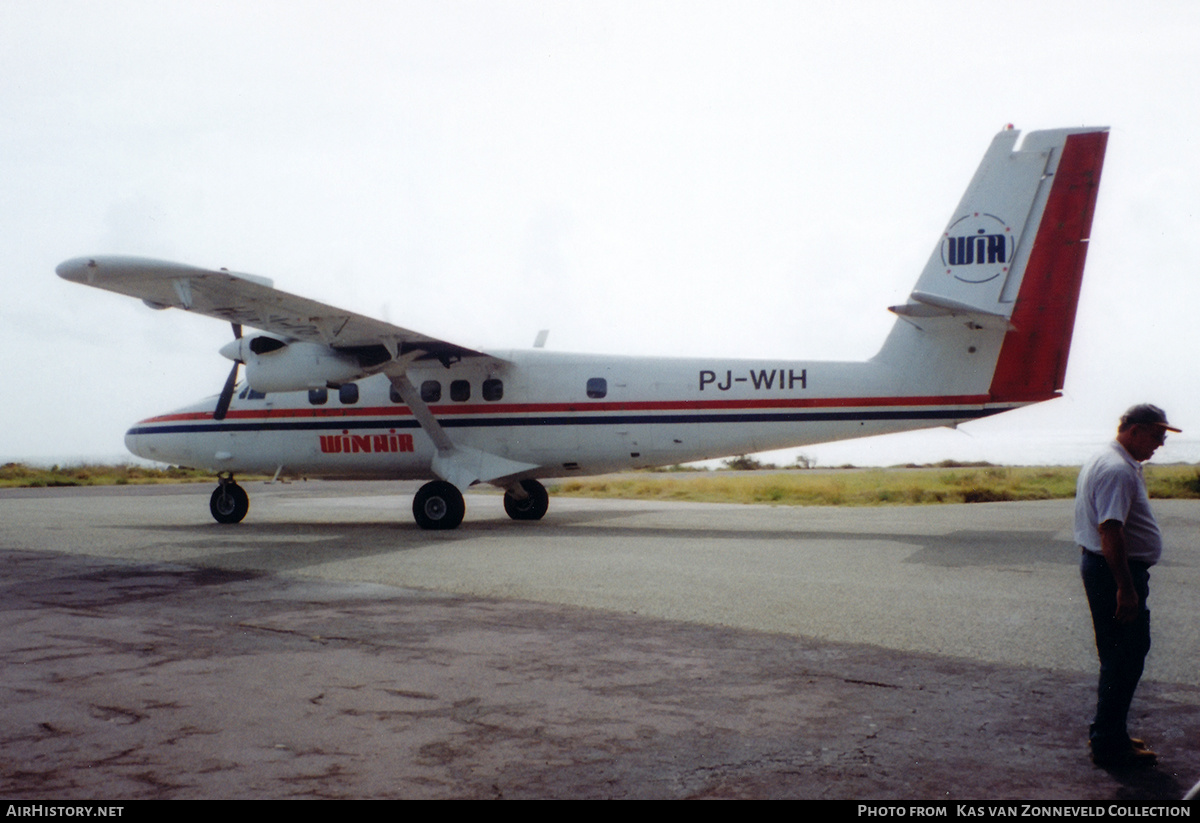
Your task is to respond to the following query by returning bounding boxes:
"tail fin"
[878,126,1108,405]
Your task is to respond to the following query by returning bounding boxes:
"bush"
[722,455,773,471]
[961,487,1013,503]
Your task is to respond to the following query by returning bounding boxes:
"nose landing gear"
[210,476,249,524]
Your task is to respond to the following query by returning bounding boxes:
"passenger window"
[450,380,470,402]
[421,380,441,402]
[308,388,328,405]
[482,378,503,402]
[390,384,404,403]
[587,377,607,399]
[339,383,359,404]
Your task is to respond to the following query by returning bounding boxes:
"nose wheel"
[210,480,249,524]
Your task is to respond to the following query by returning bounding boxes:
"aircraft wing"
[56,256,491,363]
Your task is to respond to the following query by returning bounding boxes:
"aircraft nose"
[124,427,148,460]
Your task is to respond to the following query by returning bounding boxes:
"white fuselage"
[126,348,1014,481]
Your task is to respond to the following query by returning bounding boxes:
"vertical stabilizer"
[880,126,1108,405]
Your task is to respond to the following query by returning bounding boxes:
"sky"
[3,1,1199,468]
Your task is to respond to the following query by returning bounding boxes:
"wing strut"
[387,372,456,453]
[386,360,537,492]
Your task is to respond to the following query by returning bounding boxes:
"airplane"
[57,125,1108,530]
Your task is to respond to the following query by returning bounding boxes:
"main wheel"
[412,480,465,530]
[503,478,549,521]
[210,483,249,524]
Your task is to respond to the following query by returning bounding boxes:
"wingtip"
[55,256,96,282]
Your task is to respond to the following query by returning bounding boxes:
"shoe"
[1129,739,1157,762]
[1091,740,1157,768]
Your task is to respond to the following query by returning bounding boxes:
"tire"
[503,478,549,521]
[412,480,465,530]
[210,483,249,524]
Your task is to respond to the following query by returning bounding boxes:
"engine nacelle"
[219,336,366,393]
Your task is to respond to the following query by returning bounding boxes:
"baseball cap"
[1120,403,1182,433]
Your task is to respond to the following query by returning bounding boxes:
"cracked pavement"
[2,484,1198,799]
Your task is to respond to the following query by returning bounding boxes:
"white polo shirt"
[1074,440,1163,564]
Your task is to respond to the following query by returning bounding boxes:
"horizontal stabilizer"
[889,291,1013,330]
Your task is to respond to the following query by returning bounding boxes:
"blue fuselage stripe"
[127,407,1007,436]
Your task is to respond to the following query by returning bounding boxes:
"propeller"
[213,322,242,421]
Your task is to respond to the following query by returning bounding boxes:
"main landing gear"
[210,476,249,524]
[412,480,465,530]
[503,478,549,521]
[410,478,550,530]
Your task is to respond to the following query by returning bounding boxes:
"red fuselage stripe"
[140,393,996,424]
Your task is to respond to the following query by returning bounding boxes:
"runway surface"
[2,481,1198,799]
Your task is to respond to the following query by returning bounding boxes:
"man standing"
[1075,404,1180,767]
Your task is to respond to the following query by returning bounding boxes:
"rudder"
[986,129,1108,402]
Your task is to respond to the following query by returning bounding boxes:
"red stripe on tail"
[987,130,1108,403]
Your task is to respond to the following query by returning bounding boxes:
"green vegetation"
[0,462,214,488]
[713,453,816,470]
[1146,466,1200,499]
[550,465,1200,507]
[5,461,1198,506]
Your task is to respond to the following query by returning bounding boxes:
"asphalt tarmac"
[2,481,1198,799]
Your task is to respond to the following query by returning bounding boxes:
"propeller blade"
[213,322,245,420]
[213,361,239,421]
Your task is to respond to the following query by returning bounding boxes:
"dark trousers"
[1080,550,1151,754]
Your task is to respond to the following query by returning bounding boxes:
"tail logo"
[940,212,1014,284]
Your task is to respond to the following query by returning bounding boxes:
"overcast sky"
[3,1,1198,467]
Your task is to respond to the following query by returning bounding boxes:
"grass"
[5,461,1199,506]
[0,462,215,488]
[549,465,1200,507]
